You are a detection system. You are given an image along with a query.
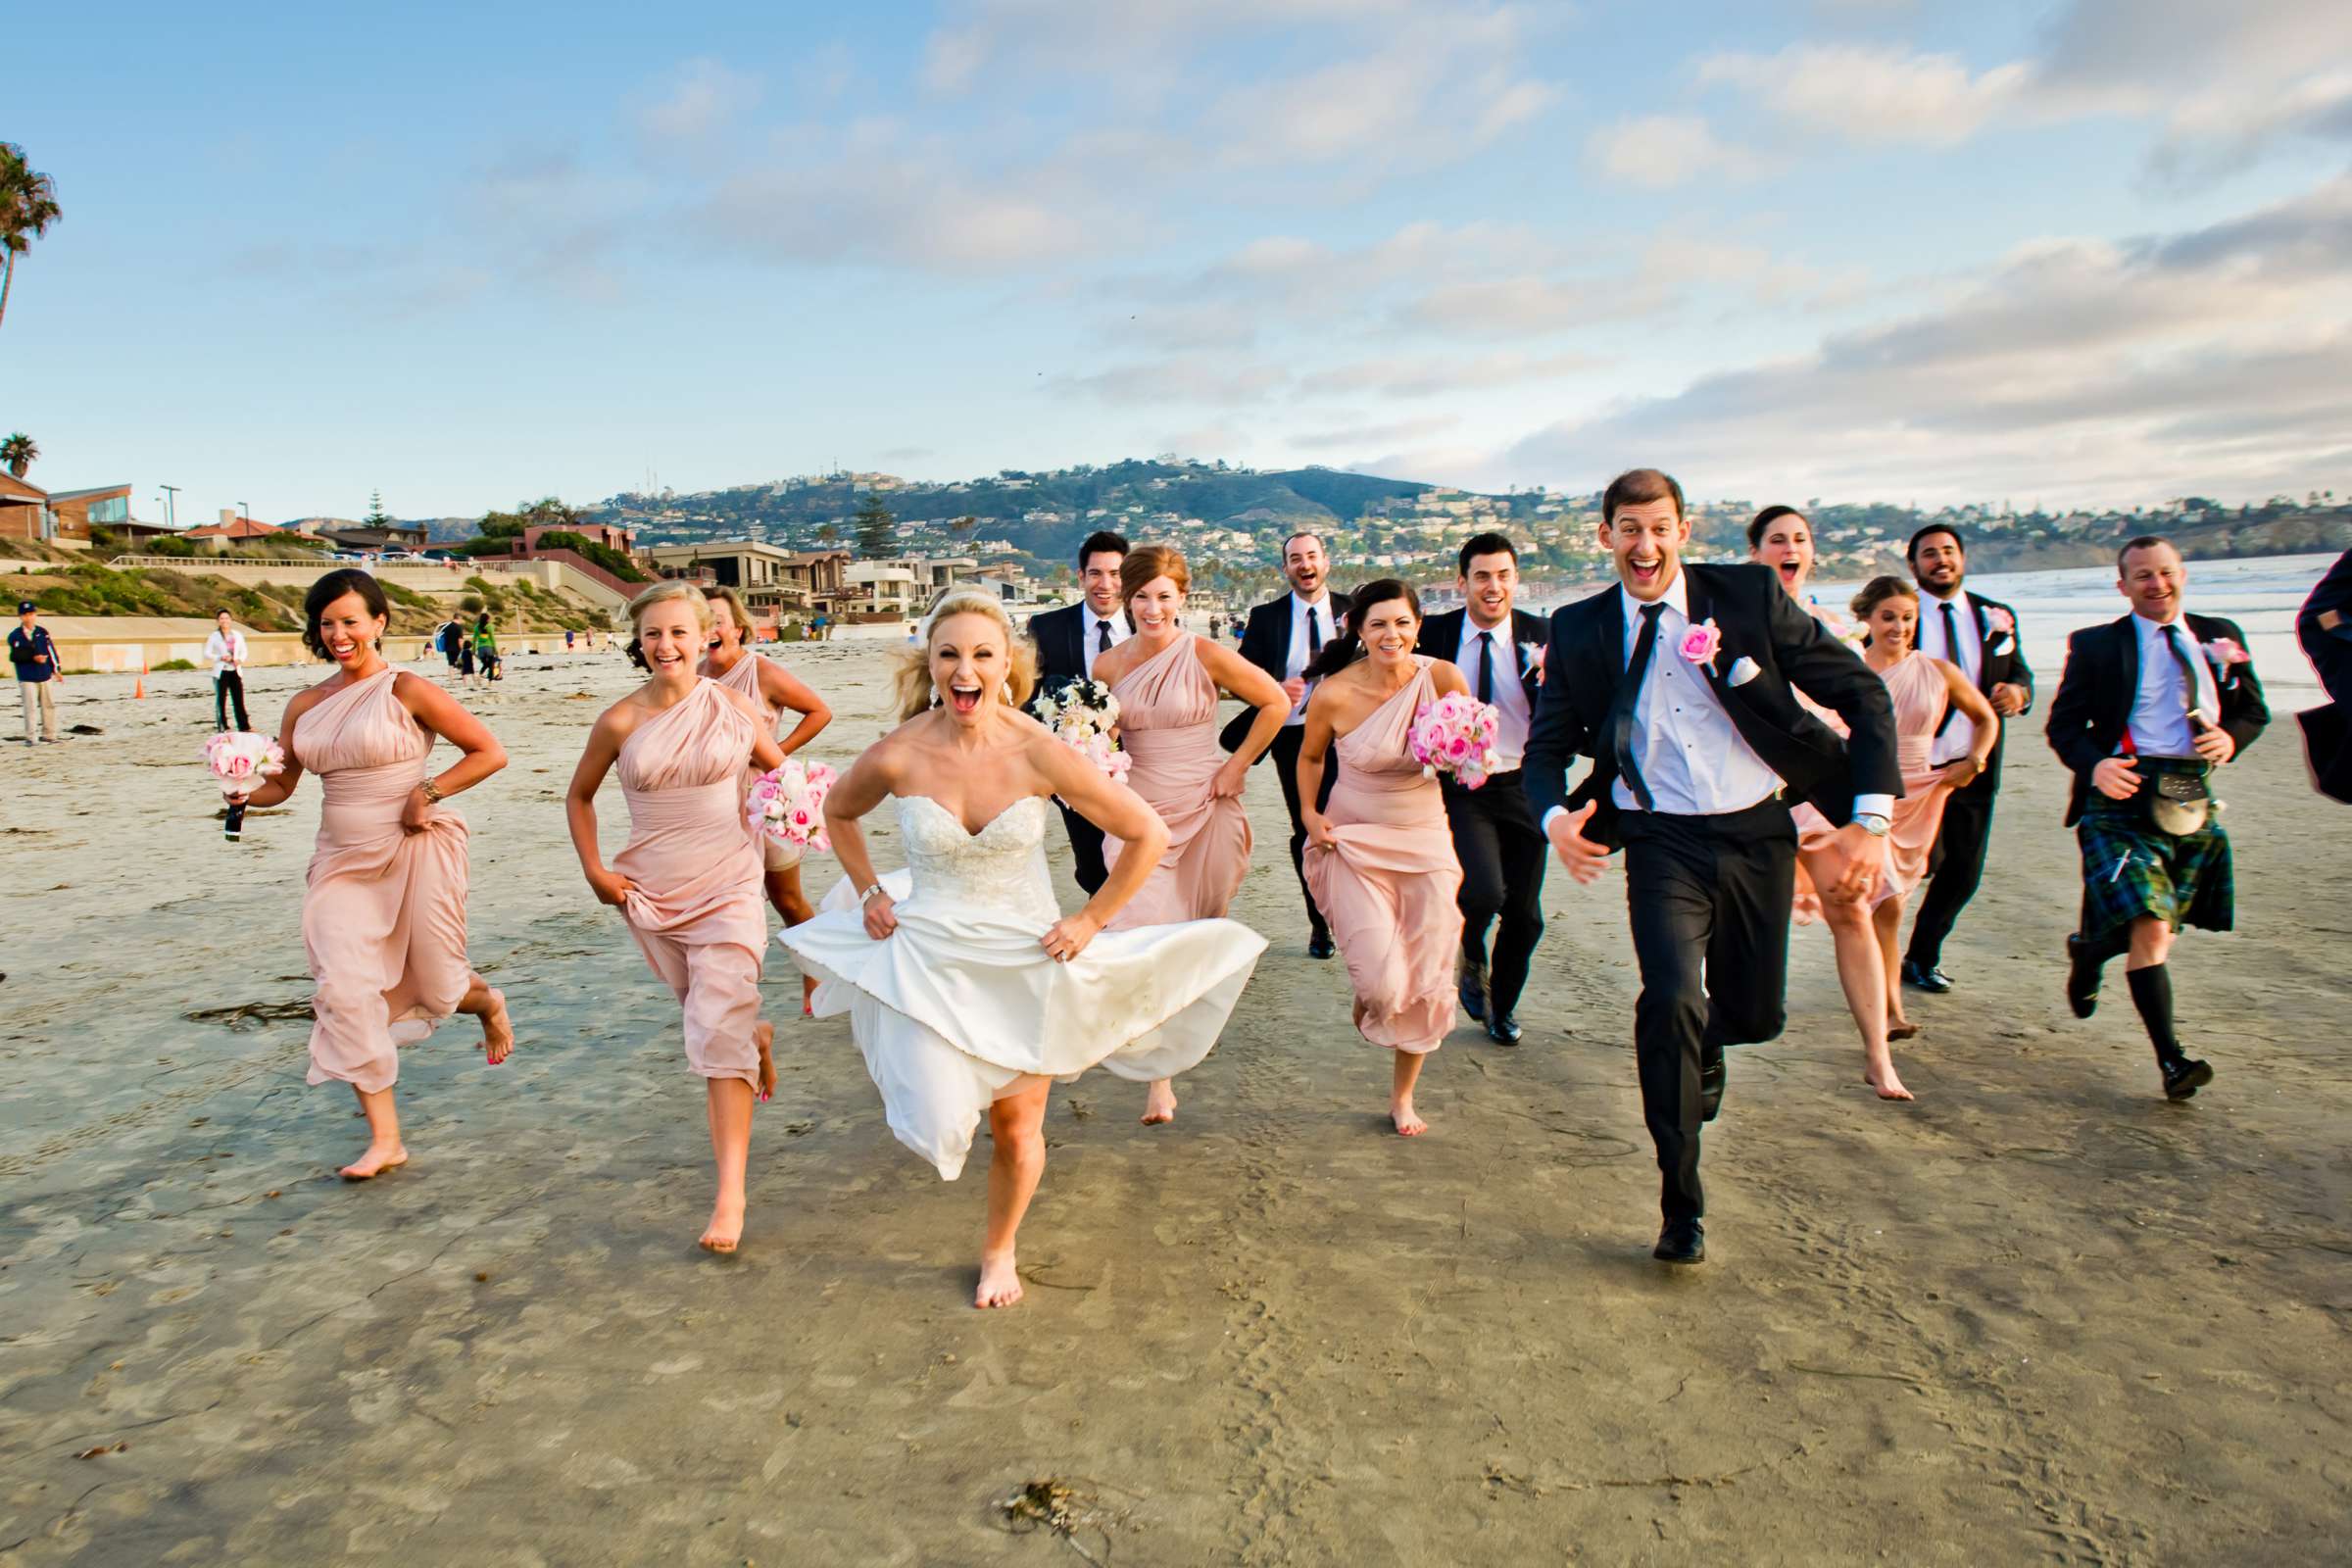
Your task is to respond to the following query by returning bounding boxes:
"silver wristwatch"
[858,883,887,905]
[1854,812,1890,838]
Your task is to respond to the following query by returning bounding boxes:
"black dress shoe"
[1306,932,1336,960]
[1653,1217,1706,1265]
[1458,966,1488,1022]
[2161,1054,2214,1101]
[1699,1048,1727,1123]
[1901,958,1954,994]
[1484,1011,1521,1046]
[2065,934,2103,1018]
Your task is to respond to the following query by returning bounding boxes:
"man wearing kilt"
[2046,537,2269,1100]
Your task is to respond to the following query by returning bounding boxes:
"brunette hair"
[1308,578,1419,680]
[893,588,1038,722]
[1747,505,1807,551]
[1076,530,1130,568]
[2118,534,2175,570]
[1849,574,1920,621]
[1601,467,1685,527]
[1120,544,1191,605]
[1907,523,1965,562]
[302,568,391,661]
[1456,531,1517,576]
[704,585,756,645]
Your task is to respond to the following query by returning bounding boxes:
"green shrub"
[152,658,197,671]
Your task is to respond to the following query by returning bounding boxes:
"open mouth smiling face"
[1606,498,1689,603]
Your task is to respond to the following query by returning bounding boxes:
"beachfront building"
[0,476,132,549]
[781,550,851,610]
[843,561,920,617]
[643,539,812,615]
[317,521,430,553]
[517,520,633,558]
[179,513,322,552]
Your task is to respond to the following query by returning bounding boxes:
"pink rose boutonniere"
[1984,606,2015,636]
[1678,618,1723,673]
[2205,636,2251,686]
[1519,641,1545,684]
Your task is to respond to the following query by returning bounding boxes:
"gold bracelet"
[421,779,445,804]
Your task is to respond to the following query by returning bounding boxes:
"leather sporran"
[2139,758,2212,835]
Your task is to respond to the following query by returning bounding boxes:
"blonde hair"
[1848,574,1919,622]
[627,580,714,632]
[703,585,756,645]
[893,587,1038,722]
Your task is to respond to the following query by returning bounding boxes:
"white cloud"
[1288,414,1462,452]
[637,58,761,141]
[1296,350,1602,399]
[1583,114,1767,189]
[1695,44,2032,146]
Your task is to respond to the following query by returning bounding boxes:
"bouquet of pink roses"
[1408,692,1504,791]
[746,758,837,855]
[1037,677,1132,783]
[203,730,286,841]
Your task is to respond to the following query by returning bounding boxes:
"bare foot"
[754,1021,777,1103]
[340,1142,409,1180]
[481,989,514,1065]
[1391,1096,1427,1137]
[1886,1015,1922,1042]
[975,1250,1023,1309]
[700,1194,745,1254]
[801,972,818,1018]
[1864,1061,1916,1101]
[1141,1080,1177,1125]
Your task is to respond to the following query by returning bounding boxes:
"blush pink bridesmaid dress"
[1792,651,1959,920]
[1302,657,1466,1053]
[1102,635,1250,928]
[295,669,473,1094]
[711,649,804,872]
[613,679,768,1085]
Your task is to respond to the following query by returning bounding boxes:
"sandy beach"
[2,642,2346,1566]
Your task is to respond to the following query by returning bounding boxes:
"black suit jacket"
[1524,563,1901,850]
[2044,612,2271,826]
[1218,590,1351,755]
[1922,590,2034,789]
[1414,607,1548,713]
[2295,551,2352,803]
[1025,602,1126,718]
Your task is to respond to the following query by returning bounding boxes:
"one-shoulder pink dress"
[710,649,803,871]
[1793,652,1958,920]
[614,680,768,1085]
[295,669,473,1095]
[1301,658,1465,1053]
[1103,635,1250,929]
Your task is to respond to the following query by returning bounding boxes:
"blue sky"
[7,0,2350,520]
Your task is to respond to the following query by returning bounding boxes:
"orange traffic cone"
[134,658,147,700]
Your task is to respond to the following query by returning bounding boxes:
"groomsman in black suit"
[1415,531,1549,1045]
[1220,532,1349,957]
[1527,468,1899,1265]
[2047,536,2269,1100]
[1900,524,2034,993]
[2294,548,2352,803]
[1025,530,1132,894]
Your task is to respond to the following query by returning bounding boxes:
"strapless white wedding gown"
[777,795,1266,1179]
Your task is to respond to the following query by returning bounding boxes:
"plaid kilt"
[2075,804,2234,953]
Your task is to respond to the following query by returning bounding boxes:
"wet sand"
[2,648,2347,1565]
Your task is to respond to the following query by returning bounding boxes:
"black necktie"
[1475,630,1494,706]
[2162,623,2207,735]
[1940,601,1963,671]
[1305,607,1323,657]
[1613,604,1665,811]
[1097,618,1112,656]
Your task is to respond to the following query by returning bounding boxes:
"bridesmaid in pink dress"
[700,587,833,1012]
[1788,575,1997,1098]
[228,569,513,1179]
[1091,545,1290,1124]
[567,584,787,1253]
[1296,580,1470,1136]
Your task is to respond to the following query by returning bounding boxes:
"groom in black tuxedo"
[1025,530,1132,894]
[1526,468,1899,1265]
[1220,531,1349,957]
[1415,531,1549,1045]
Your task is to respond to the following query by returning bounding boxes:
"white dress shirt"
[2127,612,2220,758]
[1078,607,1131,680]
[204,628,248,677]
[1915,589,1984,765]
[1453,614,1531,770]
[1283,590,1335,725]
[1540,567,1892,833]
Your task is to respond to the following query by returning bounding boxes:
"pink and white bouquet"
[202,730,285,798]
[1408,692,1504,791]
[747,758,837,855]
[1037,677,1132,783]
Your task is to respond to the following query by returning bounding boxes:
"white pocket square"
[1988,634,2015,656]
[1727,656,1762,687]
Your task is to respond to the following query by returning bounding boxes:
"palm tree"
[0,432,35,479]
[0,143,62,338]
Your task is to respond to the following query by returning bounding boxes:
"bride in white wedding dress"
[778,589,1265,1308]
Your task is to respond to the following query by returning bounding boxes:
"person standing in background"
[1900,525,2033,994]
[206,610,252,731]
[10,600,63,745]
[1415,532,1549,1046]
[1023,530,1132,895]
[1223,532,1351,959]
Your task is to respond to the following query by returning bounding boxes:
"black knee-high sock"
[2127,964,2180,1057]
